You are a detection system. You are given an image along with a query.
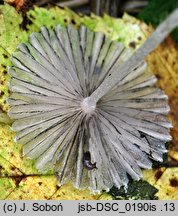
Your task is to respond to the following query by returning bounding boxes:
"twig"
[57,0,89,8]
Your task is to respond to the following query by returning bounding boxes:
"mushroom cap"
[7,24,172,192]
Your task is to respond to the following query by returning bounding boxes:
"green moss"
[138,0,178,41]
[108,180,158,200]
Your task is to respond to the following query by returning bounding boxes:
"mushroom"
[7,9,178,192]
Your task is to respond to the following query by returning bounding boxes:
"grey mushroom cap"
[7,24,172,193]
